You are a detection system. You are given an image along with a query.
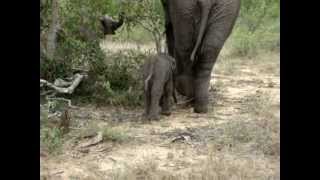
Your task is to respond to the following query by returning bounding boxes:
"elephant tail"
[144,60,154,93]
[190,1,210,62]
[144,73,152,93]
[172,70,178,104]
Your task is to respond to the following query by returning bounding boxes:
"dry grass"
[40,45,279,179]
[103,90,279,180]
[102,126,130,143]
[107,152,278,180]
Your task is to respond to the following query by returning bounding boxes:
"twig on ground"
[50,171,64,176]
[176,98,194,106]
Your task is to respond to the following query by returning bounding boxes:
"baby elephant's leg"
[161,78,173,116]
[148,79,165,120]
[143,83,151,117]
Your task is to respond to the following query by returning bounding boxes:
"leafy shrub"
[229,0,280,57]
[40,127,63,154]
[75,50,148,107]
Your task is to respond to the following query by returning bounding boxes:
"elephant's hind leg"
[161,79,174,116]
[193,24,224,113]
[143,82,152,118]
[148,79,165,120]
[193,1,240,113]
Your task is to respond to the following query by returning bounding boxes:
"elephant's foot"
[141,112,149,120]
[193,95,210,113]
[161,110,171,116]
[193,86,210,112]
[193,104,209,113]
[160,99,172,116]
[147,114,160,121]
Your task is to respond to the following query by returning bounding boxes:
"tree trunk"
[46,0,60,60]
[155,38,161,54]
[154,33,163,54]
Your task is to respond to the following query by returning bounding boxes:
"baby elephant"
[143,53,177,120]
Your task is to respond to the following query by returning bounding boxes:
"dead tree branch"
[40,73,85,94]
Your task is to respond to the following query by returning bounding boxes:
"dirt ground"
[40,43,280,180]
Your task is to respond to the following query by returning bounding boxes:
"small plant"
[102,127,129,143]
[40,127,64,154]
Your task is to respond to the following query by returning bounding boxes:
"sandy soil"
[40,43,280,180]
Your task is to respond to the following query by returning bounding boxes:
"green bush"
[41,0,280,107]
[40,0,108,81]
[74,50,148,107]
[40,127,63,154]
[41,0,148,107]
[229,0,280,57]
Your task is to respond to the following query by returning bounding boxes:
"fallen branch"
[46,97,78,109]
[78,131,103,148]
[40,73,85,94]
[40,90,55,96]
[72,67,89,73]
[54,78,73,87]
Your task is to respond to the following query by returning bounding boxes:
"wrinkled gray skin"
[100,13,124,35]
[143,53,177,121]
[161,0,240,113]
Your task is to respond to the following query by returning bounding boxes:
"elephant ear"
[112,13,124,31]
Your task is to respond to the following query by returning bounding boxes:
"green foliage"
[229,0,280,57]
[41,0,110,81]
[40,0,280,107]
[75,50,148,107]
[60,0,109,35]
[40,0,52,31]
[40,127,64,154]
[112,0,165,48]
[40,0,148,107]
[102,127,129,143]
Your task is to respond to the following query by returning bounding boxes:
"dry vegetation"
[40,43,280,180]
[40,1,279,179]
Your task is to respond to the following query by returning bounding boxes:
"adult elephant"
[161,0,240,113]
